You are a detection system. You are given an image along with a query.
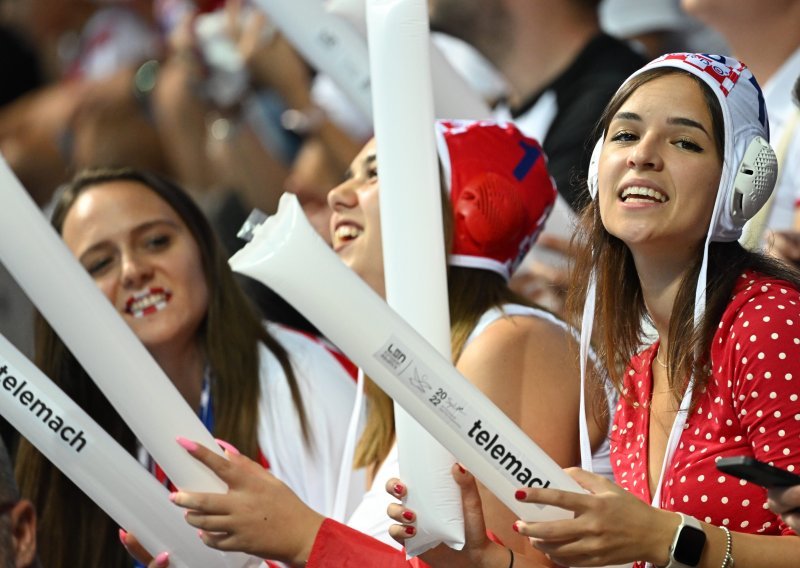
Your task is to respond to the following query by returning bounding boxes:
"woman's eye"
[145,234,171,249]
[366,166,378,181]
[609,130,637,143]
[675,138,703,152]
[86,257,113,276]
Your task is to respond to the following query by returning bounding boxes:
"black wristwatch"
[664,513,707,568]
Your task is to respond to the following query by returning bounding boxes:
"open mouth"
[333,224,363,250]
[125,288,172,318]
[620,186,668,204]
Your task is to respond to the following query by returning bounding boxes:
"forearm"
[151,57,217,191]
[695,527,800,568]
[213,121,288,213]
[646,514,800,568]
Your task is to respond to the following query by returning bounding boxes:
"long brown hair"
[566,68,800,404]
[15,167,308,567]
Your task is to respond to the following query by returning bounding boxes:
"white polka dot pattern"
[610,271,800,563]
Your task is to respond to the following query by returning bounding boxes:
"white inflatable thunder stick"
[0,158,257,568]
[328,0,492,120]
[230,194,584,518]
[0,334,249,568]
[366,0,463,556]
[249,0,373,118]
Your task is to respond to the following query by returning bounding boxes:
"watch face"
[674,525,707,565]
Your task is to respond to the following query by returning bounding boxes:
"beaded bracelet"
[719,526,734,568]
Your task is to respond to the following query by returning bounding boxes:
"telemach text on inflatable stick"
[376,337,553,490]
[231,194,584,524]
[0,332,256,568]
[0,363,87,452]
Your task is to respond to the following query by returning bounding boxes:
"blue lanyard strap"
[199,364,214,432]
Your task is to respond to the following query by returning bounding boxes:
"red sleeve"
[306,518,430,568]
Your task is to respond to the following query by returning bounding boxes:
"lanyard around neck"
[649,354,694,508]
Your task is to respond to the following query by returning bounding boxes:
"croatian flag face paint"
[125,287,173,318]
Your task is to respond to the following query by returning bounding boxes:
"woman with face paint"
[150,120,614,568]
[389,54,800,568]
[14,168,360,568]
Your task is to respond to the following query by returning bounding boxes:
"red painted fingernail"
[155,552,170,567]
[512,522,520,533]
[176,436,198,452]
[394,483,405,495]
[215,438,241,456]
[402,510,414,521]
[118,529,128,545]
[405,526,416,535]
[457,464,466,474]
[515,490,526,500]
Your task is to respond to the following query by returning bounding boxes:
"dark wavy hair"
[15,167,307,567]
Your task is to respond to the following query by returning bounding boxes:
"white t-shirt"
[258,323,365,518]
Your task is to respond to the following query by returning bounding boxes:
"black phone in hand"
[716,456,800,488]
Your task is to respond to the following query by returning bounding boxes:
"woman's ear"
[10,499,38,567]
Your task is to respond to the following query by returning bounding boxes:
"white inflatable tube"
[249,0,373,118]
[251,0,489,123]
[366,0,463,555]
[231,194,584,518]
[428,39,493,120]
[0,158,256,568]
[0,334,256,568]
[330,0,491,120]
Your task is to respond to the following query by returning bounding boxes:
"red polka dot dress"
[610,271,800,567]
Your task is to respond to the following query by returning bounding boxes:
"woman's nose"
[327,179,359,211]
[626,135,664,171]
[120,253,154,289]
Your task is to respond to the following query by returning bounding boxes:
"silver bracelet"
[719,526,734,568]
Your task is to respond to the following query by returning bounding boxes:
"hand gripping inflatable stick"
[0,334,252,568]
[366,0,462,555]
[0,157,257,568]
[230,194,584,522]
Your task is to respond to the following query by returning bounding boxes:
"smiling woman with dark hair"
[14,167,359,568]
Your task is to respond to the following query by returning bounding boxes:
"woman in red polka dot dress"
[505,54,800,567]
[388,54,800,568]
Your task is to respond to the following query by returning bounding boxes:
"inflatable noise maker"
[0,334,246,568]
[0,158,258,567]
[229,193,584,525]
[249,0,491,121]
[249,0,373,116]
[366,0,464,555]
